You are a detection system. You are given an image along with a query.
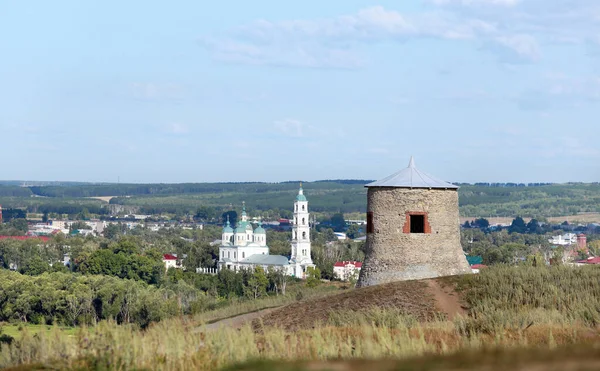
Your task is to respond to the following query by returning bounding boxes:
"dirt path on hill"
[425,279,466,320]
[199,307,279,331]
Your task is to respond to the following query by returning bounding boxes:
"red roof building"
[0,236,50,242]
[470,264,488,269]
[577,257,600,265]
[162,254,178,261]
[334,261,363,268]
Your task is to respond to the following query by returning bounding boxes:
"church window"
[234,252,237,259]
[302,205,305,211]
[302,231,306,239]
[302,218,305,225]
[243,252,245,258]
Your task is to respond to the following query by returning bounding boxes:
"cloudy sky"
[2,0,600,183]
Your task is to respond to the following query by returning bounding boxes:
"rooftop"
[366,157,458,190]
[239,254,289,266]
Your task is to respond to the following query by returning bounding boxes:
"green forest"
[1,181,600,218]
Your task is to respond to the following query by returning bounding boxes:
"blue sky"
[2,0,600,184]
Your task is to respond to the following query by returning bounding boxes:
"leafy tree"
[508,217,527,234]
[330,213,347,232]
[306,267,321,288]
[245,266,268,299]
[473,218,490,229]
[346,224,362,239]
[526,219,543,234]
[20,255,50,276]
[10,219,28,233]
[103,223,121,239]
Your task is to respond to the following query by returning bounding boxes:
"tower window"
[302,218,305,225]
[410,215,425,233]
[367,212,374,233]
[302,231,306,239]
[403,212,431,234]
[302,205,305,211]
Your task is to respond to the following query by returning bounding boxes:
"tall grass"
[3,265,600,370]
[457,265,600,327]
[2,315,595,370]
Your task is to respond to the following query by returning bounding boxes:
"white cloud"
[164,123,189,135]
[274,119,304,137]
[494,34,541,61]
[202,6,502,68]
[202,2,600,68]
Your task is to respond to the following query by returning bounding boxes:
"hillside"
[255,278,463,331]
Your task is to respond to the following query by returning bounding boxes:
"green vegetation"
[4,266,600,370]
[457,265,600,328]
[3,182,600,219]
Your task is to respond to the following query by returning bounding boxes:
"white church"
[217,185,315,278]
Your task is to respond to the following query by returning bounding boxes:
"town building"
[357,157,471,287]
[333,261,362,281]
[549,233,578,246]
[217,185,315,278]
[162,254,184,270]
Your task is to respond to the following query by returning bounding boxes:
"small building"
[576,257,600,265]
[470,264,487,274]
[549,233,578,246]
[163,254,180,270]
[333,261,362,281]
[357,157,471,287]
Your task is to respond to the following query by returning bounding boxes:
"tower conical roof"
[366,157,458,189]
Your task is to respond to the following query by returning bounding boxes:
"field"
[4,265,600,370]
[2,182,600,218]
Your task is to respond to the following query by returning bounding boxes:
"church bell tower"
[291,184,312,265]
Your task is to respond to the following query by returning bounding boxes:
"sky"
[1,0,600,184]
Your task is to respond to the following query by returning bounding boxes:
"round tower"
[357,157,471,287]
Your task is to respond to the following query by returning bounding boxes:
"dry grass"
[255,280,438,331]
[547,212,600,224]
[4,265,600,370]
[2,316,598,371]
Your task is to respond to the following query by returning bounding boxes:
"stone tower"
[357,157,471,287]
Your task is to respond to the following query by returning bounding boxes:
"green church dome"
[223,217,234,233]
[254,222,266,234]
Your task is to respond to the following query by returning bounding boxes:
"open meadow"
[3,265,600,370]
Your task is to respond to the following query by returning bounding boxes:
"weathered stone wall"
[357,188,471,287]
